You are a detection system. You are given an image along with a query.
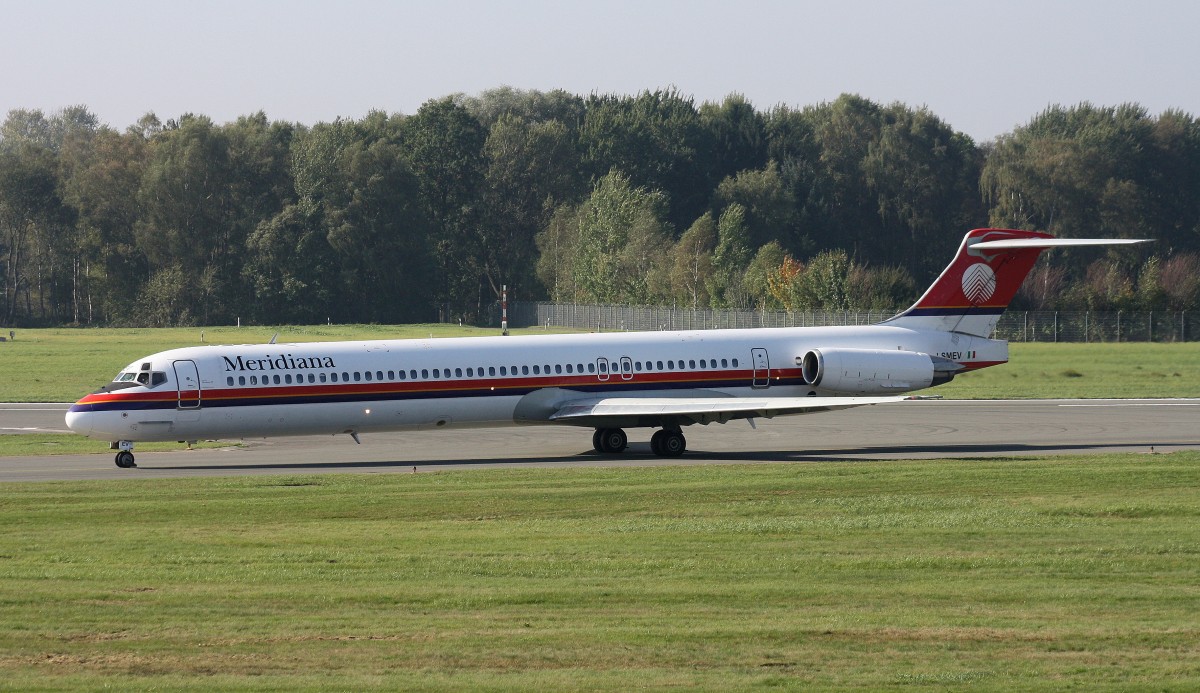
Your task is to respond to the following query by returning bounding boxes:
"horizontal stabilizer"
[971,238,1149,250]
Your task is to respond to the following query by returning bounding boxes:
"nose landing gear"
[113,441,136,468]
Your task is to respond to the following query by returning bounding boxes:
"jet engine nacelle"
[799,348,959,394]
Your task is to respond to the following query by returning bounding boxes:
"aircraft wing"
[548,395,907,426]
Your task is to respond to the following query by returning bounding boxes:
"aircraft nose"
[65,407,93,436]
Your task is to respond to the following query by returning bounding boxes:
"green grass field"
[1,325,1197,402]
[0,324,578,402]
[934,341,1199,399]
[1,454,1198,690]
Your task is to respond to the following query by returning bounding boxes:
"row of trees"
[1,91,1198,327]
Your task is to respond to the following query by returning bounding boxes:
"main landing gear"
[592,428,686,457]
[113,441,136,468]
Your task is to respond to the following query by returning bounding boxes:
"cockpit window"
[112,370,167,387]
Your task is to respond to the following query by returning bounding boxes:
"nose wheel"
[113,441,136,468]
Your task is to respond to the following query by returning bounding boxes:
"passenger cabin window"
[455,368,463,378]
[365,371,373,382]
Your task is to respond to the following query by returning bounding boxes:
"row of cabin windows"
[224,357,742,388]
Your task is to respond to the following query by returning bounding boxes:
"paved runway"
[1,399,1197,482]
[0,403,72,434]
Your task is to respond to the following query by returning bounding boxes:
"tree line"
[1,90,1198,328]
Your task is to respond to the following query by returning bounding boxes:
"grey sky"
[3,0,1197,142]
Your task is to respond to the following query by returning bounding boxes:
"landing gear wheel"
[596,428,628,454]
[592,429,604,452]
[651,430,686,457]
[114,450,136,468]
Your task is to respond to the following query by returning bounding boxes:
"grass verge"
[1,326,1197,402]
[1,453,1198,690]
[0,324,580,402]
[905,341,1198,399]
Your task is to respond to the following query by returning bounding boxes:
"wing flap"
[549,395,907,426]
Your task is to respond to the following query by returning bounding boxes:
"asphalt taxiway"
[1,399,1197,482]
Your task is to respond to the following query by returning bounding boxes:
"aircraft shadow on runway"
[139,440,1172,472]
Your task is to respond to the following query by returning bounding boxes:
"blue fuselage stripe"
[70,374,797,413]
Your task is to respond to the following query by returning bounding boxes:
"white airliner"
[66,228,1145,468]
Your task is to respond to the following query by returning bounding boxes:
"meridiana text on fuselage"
[222,354,337,372]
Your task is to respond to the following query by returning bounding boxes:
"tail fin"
[883,228,1148,337]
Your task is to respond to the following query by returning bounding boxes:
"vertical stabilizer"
[882,228,1146,337]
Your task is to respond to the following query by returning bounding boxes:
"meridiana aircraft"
[66,228,1145,468]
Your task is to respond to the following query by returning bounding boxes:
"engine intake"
[799,348,961,394]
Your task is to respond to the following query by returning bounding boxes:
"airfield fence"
[503,302,1195,342]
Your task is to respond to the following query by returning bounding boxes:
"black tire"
[115,451,136,468]
[650,430,666,456]
[592,429,604,452]
[659,431,685,457]
[598,428,627,453]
